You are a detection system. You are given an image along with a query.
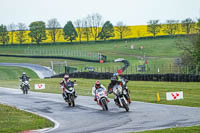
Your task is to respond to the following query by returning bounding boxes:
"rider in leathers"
[19,72,30,89]
[92,81,108,102]
[108,73,131,107]
[60,74,77,100]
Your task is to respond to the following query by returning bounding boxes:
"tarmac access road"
[0,87,200,133]
[0,63,55,79]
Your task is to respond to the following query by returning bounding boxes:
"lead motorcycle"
[95,88,109,111]
[112,84,129,112]
[64,81,77,107]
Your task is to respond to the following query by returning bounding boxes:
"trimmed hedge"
[0,54,99,63]
[51,72,200,82]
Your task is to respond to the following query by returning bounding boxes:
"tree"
[74,19,84,43]
[181,18,195,34]
[47,18,61,43]
[15,23,27,44]
[63,21,78,42]
[162,20,179,37]
[87,13,103,41]
[28,21,46,44]
[197,18,200,33]
[98,21,114,40]
[82,18,91,42]
[176,34,200,68]
[0,24,9,45]
[115,21,131,40]
[147,20,161,38]
[7,23,16,44]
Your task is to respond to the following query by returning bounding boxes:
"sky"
[0,0,200,27]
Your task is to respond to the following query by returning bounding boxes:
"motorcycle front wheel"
[101,98,108,111]
[121,98,129,112]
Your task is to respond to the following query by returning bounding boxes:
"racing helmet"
[113,73,119,79]
[95,80,101,88]
[113,73,119,77]
[22,72,26,75]
[64,74,69,81]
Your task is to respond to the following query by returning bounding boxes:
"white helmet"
[22,72,26,75]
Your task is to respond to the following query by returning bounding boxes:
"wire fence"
[24,49,101,60]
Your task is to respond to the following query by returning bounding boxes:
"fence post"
[170,64,172,73]
[131,66,132,74]
[187,65,189,74]
[178,66,180,74]
[136,65,137,73]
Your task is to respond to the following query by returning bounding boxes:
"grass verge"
[134,125,200,133]
[0,66,39,80]
[0,104,54,133]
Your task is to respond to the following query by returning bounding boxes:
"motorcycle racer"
[108,73,131,106]
[60,74,77,100]
[19,72,30,90]
[92,81,108,102]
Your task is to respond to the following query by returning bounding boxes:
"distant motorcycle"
[113,84,129,112]
[20,79,30,94]
[64,81,77,107]
[95,88,109,111]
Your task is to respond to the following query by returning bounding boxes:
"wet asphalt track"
[0,87,200,133]
[0,88,200,133]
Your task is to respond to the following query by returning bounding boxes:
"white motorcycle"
[113,84,129,112]
[64,81,77,107]
[20,80,30,94]
[95,88,109,111]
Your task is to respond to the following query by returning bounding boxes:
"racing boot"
[114,98,121,107]
[127,98,131,104]
[62,93,68,101]
[74,91,78,98]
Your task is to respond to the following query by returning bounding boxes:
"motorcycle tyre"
[121,98,129,112]
[101,98,108,111]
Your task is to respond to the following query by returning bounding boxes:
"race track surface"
[0,87,200,133]
[0,63,55,79]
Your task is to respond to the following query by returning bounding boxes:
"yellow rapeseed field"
[6,24,194,44]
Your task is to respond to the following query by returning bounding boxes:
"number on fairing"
[99,92,104,96]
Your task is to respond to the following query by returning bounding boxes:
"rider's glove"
[108,88,112,94]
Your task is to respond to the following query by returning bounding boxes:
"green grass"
[0,38,182,58]
[0,66,39,80]
[0,104,54,133]
[134,125,200,133]
[0,38,184,74]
